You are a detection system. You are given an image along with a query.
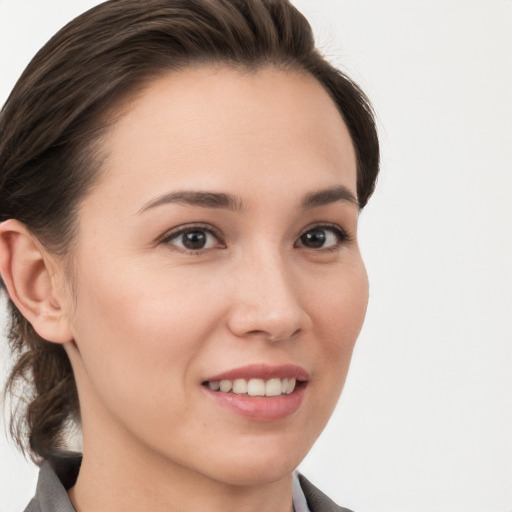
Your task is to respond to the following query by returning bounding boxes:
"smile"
[202,364,308,421]
[205,377,297,396]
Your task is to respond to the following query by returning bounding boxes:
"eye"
[295,225,348,250]
[162,225,223,252]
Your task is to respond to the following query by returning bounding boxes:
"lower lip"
[203,383,307,421]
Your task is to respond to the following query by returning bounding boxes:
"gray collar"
[24,454,81,512]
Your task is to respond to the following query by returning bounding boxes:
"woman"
[0,1,379,511]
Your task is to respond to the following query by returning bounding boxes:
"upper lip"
[204,364,309,383]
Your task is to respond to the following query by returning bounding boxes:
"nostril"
[226,298,310,341]
[267,327,302,343]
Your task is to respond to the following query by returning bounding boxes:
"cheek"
[314,259,369,350]
[307,260,369,414]
[72,253,217,344]
[67,262,218,414]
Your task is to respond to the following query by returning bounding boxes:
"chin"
[206,456,299,487]
[188,432,314,487]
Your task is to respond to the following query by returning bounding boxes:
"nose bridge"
[227,242,309,341]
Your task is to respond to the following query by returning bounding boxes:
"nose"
[226,250,311,342]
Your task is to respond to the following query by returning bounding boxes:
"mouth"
[202,377,303,397]
[201,364,309,421]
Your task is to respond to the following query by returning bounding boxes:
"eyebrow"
[138,185,358,214]
[138,190,243,214]
[300,185,359,209]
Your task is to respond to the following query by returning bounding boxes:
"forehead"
[88,65,357,211]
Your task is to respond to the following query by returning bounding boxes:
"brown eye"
[300,228,327,248]
[181,230,208,250]
[296,226,346,249]
[164,226,222,252]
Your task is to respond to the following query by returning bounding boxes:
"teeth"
[207,377,297,396]
[286,378,296,395]
[208,381,220,391]
[247,378,265,396]
[232,379,248,394]
[265,378,282,397]
[219,380,232,392]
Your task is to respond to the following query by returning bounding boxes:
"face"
[61,66,368,486]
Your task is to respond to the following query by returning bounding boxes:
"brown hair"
[0,0,379,462]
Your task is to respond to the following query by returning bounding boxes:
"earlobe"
[0,219,73,344]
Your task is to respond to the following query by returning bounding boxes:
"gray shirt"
[23,455,353,512]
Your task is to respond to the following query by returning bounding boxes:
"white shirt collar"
[293,470,312,512]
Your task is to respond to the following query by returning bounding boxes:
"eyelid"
[294,222,351,249]
[159,223,225,252]
[157,221,351,253]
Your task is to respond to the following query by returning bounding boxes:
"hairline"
[57,60,352,301]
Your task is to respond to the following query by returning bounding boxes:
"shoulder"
[298,474,356,512]
[23,452,81,512]
[22,498,41,512]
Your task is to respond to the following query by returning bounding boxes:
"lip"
[204,385,307,421]
[203,363,309,383]
[202,364,309,422]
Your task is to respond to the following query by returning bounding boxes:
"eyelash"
[159,223,351,255]
[160,223,225,255]
[294,223,351,252]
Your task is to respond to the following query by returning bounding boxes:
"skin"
[0,66,368,512]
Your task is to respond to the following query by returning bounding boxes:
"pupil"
[183,231,206,249]
[301,229,325,248]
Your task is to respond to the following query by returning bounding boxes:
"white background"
[1,1,511,511]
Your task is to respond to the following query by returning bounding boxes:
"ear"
[0,219,73,344]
